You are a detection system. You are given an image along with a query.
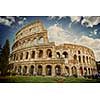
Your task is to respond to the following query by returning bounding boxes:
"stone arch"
[30,65,34,75]
[65,66,70,76]
[38,65,42,75]
[34,38,37,44]
[83,56,85,63]
[71,66,77,77]
[20,52,23,60]
[31,51,35,59]
[56,52,60,58]
[78,56,81,63]
[79,67,83,76]
[18,66,21,75]
[46,49,52,58]
[55,65,61,76]
[86,56,88,63]
[62,51,68,58]
[91,68,93,75]
[23,66,27,75]
[88,68,90,75]
[14,66,17,72]
[26,52,29,59]
[73,54,77,60]
[39,36,44,43]
[38,50,43,58]
[84,67,87,76]
[78,50,81,54]
[46,65,52,76]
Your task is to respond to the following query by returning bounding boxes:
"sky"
[0,16,100,61]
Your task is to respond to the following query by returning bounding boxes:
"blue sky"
[0,16,100,61]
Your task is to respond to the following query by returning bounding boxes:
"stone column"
[42,65,46,76]
[77,67,80,77]
[28,50,31,60]
[35,50,38,59]
[52,47,55,59]
[23,52,26,60]
[52,65,55,77]
[43,49,46,59]
[27,66,30,75]
[34,64,38,76]
[69,66,72,76]
[61,64,65,76]
[21,66,23,75]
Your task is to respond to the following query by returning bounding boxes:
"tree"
[0,39,10,76]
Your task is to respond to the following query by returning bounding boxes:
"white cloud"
[81,16,100,27]
[0,16,16,26]
[90,29,98,35]
[6,16,15,22]
[0,17,12,26]
[47,24,76,45]
[69,16,100,28]
[18,20,24,25]
[70,16,81,23]
[18,17,27,25]
[48,16,56,20]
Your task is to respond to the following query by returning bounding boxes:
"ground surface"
[0,76,100,83]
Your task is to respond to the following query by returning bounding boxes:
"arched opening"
[84,67,87,76]
[46,49,52,58]
[18,66,21,75]
[30,65,34,75]
[86,56,88,63]
[73,54,77,60]
[71,66,77,77]
[20,52,23,60]
[38,50,43,58]
[39,37,44,43]
[56,52,60,58]
[88,68,90,75]
[38,65,42,75]
[91,68,93,75]
[65,66,69,76]
[78,56,81,63]
[26,52,29,59]
[46,65,52,76]
[31,51,35,59]
[23,66,27,75]
[34,38,37,44]
[55,65,61,76]
[79,67,83,76]
[62,51,68,58]
[83,56,85,63]
[78,50,81,54]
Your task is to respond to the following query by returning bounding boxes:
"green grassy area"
[0,76,100,83]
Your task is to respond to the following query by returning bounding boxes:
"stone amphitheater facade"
[9,20,97,77]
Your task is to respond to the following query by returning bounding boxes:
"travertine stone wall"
[9,20,97,77]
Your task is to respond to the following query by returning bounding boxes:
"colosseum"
[9,20,97,77]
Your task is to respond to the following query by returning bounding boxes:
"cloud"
[69,16,100,27]
[0,17,13,26]
[18,17,27,25]
[48,24,77,45]
[70,16,81,23]
[81,16,100,27]
[6,16,15,22]
[0,16,16,26]
[47,24,100,61]
[48,16,56,20]
[90,29,98,35]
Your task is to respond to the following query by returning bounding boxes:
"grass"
[0,76,100,83]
